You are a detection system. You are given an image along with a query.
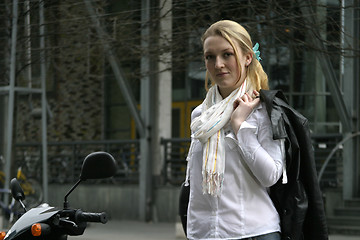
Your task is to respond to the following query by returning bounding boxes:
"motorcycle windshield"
[5,204,59,239]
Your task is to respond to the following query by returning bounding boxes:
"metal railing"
[311,134,343,188]
[12,134,345,187]
[317,132,360,185]
[14,140,140,185]
[161,138,190,185]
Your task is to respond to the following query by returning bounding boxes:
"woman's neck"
[218,78,246,98]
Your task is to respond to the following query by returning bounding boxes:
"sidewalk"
[69,220,178,240]
[70,220,359,240]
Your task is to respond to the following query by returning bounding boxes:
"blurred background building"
[0,0,359,235]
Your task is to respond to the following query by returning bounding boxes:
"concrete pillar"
[342,0,359,198]
[314,0,327,133]
[153,0,172,178]
[4,0,18,206]
[139,0,152,221]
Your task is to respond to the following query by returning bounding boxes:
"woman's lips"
[216,72,229,77]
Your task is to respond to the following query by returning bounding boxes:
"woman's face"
[203,35,251,98]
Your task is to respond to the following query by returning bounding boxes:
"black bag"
[178,182,190,236]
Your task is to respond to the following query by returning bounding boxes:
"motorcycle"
[0,151,117,240]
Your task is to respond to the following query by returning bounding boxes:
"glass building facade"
[106,0,345,138]
[104,0,359,197]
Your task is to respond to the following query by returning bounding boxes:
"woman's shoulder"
[249,102,270,124]
[191,104,203,121]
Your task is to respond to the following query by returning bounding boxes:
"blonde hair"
[202,20,269,92]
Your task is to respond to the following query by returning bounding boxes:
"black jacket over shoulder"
[260,89,328,240]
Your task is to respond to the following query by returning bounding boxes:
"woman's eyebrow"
[204,48,233,54]
[222,48,233,52]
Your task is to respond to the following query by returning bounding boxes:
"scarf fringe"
[202,171,224,196]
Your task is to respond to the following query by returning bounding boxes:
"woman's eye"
[224,52,233,58]
[205,55,214,60]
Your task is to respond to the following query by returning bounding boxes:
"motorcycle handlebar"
[75,210,108,224]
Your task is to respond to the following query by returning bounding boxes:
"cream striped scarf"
[186,80,248,196]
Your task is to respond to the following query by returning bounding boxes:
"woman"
[185,20,285,240]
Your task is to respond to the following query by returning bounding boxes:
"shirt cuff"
[239,120,258,133]
[236,121,260,159]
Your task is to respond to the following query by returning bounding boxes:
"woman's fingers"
[250,97,260,107]
[233,98,240,109]
[241,92,259,102]
[233,91,261,113]
[241,93,251,102]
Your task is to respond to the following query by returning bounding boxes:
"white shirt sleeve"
[235,103,285,187]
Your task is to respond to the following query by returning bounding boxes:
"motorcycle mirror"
[10,178,27,212]
[10,178,25,201]
[79,151,117,180]
[64,152,117,209]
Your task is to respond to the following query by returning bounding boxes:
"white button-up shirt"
[187,102,284,240]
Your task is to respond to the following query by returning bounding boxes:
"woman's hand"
[230,90,260,134]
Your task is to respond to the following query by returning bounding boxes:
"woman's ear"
[246,52,253,66]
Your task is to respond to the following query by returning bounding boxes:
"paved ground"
[69,220,360,240]
[69,220,179,240]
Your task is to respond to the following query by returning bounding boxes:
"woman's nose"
[215,56,224,69]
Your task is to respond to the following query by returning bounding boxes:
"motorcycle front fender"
[5,203,59,240]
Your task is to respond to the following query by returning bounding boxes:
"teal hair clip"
[253,43,262,61]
